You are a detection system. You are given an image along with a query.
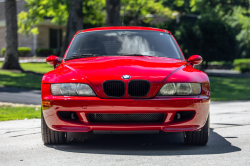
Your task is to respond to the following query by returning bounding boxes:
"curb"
[0,102,40,107]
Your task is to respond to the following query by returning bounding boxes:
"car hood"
[61,56,186,81]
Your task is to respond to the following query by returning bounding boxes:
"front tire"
[41,109,67,144]
[183,114,210,145]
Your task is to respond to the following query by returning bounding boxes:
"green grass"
[0,70,42,89]
[0,106,41,121]
[210,76,250,101]
[20,63,53,73]
[0,62,53,89]
[0,62,53,74]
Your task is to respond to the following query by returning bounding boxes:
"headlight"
[157,83,201,96]
[51,83,96,96]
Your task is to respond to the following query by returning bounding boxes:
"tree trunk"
[1,0,22,70]
[106,0,120,26]
[61,0,83,57]
[68,0,83,42]
[60,18,70,57]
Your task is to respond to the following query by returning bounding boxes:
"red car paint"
[42,26,210,132]
[188,55,203,66]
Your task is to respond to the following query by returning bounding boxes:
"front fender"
[166,65,209,84]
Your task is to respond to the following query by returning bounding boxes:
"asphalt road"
[0,87,41,105]
[0,101,250,165]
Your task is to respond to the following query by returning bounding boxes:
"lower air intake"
[88,113,165,123]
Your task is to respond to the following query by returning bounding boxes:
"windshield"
[65,30,184,60]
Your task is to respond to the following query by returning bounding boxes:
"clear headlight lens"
[176,83,192,95]
[157,83,201,96]
[61,83,77,95]
[76,84,96,96]
[159,83,176,95]
[51,83,96,96]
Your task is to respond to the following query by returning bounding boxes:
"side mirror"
[46,55,60,68]
[188,55,203,66]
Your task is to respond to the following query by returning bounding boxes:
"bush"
[1,47,31,57]
[234,59,250,73]
[1,48,4,56]
[36,48,54,57]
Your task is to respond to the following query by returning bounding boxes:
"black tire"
[41,109,67,144]
[183,114,210,145]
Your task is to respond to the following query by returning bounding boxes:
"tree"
[69,0,84,40]
[230,4,250,58]
[1,0,22,70]
[63,0,84,56]
[18,0,105,57]
[106,0,120,26]
[160,0,249,70]
[174,18,237,70]
[122,0,173,26]
[197,18,237,70]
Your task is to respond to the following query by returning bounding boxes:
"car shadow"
[45,128,241,156]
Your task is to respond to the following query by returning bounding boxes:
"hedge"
[36,48,54,57]
[1,47,31,57]
[234,59,250,73]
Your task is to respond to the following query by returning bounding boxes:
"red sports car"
[41,26,210,145]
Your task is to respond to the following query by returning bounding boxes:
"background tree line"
[2,0,250,70]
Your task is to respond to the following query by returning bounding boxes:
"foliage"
[1,48,4,56]
[162,0,193,15]
[18,0,175,34]
[187,0,250,59]
[234,58,250,73]
[189,0,249,16]
[1,47,32,57]
[197,18,237,64]
[172,17,237,70]
[18,0,69,35]
[83,0,105,28]
[18,0,105,35]
[36,48,54,57]
[0,106,40,121]
[121,0,174,26]
[17,0,250,62]
[232,6,250,58]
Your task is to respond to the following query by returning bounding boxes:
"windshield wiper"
[120,54,152,57]
[64,54,102,61]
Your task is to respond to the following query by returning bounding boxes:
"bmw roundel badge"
[122,75,131,79]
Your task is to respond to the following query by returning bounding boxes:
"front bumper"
[42,94,210,132]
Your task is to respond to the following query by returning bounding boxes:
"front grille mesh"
[88,113,165,123]
[128,80,150,97]
[103,81,125,97]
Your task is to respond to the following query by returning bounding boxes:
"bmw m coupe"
[41,26,210,145]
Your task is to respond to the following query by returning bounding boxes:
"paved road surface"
[0,101,250,165]
[0,87,41,105]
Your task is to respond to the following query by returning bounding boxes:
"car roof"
[80,26,170,34]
